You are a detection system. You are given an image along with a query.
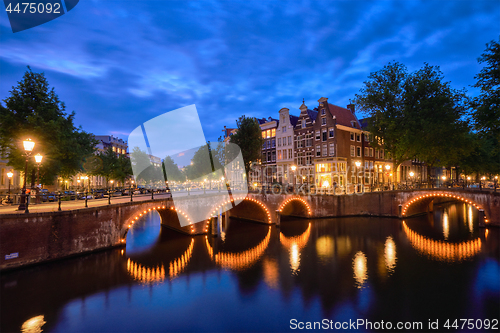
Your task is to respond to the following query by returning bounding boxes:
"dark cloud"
[0,0,498,143]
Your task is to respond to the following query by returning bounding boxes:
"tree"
[354,62,411,181]
[0,67,97,185]
[163,155,184,182]
[403,63,471,177]
[229,115,264,175]
[470,37,500,175]
[129,147,163,187]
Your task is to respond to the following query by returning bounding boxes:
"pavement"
[0,193,173,215]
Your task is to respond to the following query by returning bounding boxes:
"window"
[375,149,379,159]
[350,133,355,141]
[278,138,281,146]
[365,133,369,142]
[321,109,326,115]
[329,127,334,138]
[297,135,303,148]
[357,147,361,157]
[262,131,266,138]
[322,129,327,141]
[272,151,276,162]
[302,120,306,128]
[306,133,313,147]
[322,144,327,156]
[329,143,335,156]
[262,141,266,149]
[271,139,275,148]
[356,134,361,142]
[350,145,355,157]
[282,126,286,133]
[271,129,276,137]
[278,150,282,160]
[267,140,271,149]
[306,152,313,165]
[370,148,373,157]
[364,147,369,156]
[316,145,321,157]
[288,136,292,145]
[321,117,326,125]
[315,130,320,140]
[266,130,271,138]
[112,146,116,152]
[267,152,271,162]
[288,149,293,159]
[297,152,304,166]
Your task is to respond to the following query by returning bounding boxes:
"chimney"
[347,104,355,114]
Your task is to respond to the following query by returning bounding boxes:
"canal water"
[1,202,499,332]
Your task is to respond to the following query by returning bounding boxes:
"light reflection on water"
[0,203,498,333]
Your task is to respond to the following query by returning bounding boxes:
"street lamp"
[34,153,43,203]
[355,161,361,192]
[18,138,35,212]
[7,171,13,202]
[385,164,391,189]
[291,165,297,190]
[442,175,446,188]
[409,171,414,188]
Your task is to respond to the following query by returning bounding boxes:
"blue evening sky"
[0,0,498,144]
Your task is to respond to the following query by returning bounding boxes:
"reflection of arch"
[402,222,481,262]
[205,227,271,270]
[126,238,194,282]
[402,193,489,223]
[209,196,272,224]
[278,197,312,216]
[121,206,197,243]
[279,223,311,249]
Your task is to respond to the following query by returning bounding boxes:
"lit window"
[262,131,266,138]
[112,146,116,152]
[266,130,271,138]
[271,129,276,137]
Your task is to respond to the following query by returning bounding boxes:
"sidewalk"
[0,193,172,215]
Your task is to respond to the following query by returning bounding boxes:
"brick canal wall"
[0,199,172,271]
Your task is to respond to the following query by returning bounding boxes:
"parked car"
[112,191,122,197]
[47,192,57,202]
[92,190,105,199]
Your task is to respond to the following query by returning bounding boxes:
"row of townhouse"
[226,96,428,189]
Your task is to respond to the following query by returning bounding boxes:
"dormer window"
[351,120,357,128]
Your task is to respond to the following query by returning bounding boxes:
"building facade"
[276,108,298,185]
[259,117,279,186]
[293,101,318,186]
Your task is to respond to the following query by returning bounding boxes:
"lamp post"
[355,161,361,192]
[467,176,471,188]
[291,165,297,192]
[409,171,414,188]
[442,175,446,188]
[495,176,498,192]
[34,154,43,204]
[7,171,13,203]
[385,164,391,190]
[18,138,35,212]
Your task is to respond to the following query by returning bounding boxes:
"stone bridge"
[1,188,498,270]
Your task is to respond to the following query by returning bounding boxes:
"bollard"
[151,189,154,200]
[85,191,88,208]
[108,190,111,205]
[130,189,133,202]
[58,193,62,211]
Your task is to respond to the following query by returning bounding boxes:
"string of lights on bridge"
[277,197,312,215]
[402,193,489,224]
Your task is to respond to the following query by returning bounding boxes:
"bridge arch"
[216,196,272,224]
[278,197,312,217]
[401,192,490,223]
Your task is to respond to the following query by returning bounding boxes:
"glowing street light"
[7,170,13,202]
[34,154,43,204]
[291,165,297,189]
[18,138,35,213]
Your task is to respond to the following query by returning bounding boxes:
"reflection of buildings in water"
[316,236,334,259]
[353,251,368,288]
[443,210,449,240]
[403,222,481,262]
[21,315,46,333]
[205,227,271,271]
[262,258,279,289]
[468,205,474,234]
[384,236,397,274]
[126,238,194,283]
[280,223,311,274]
